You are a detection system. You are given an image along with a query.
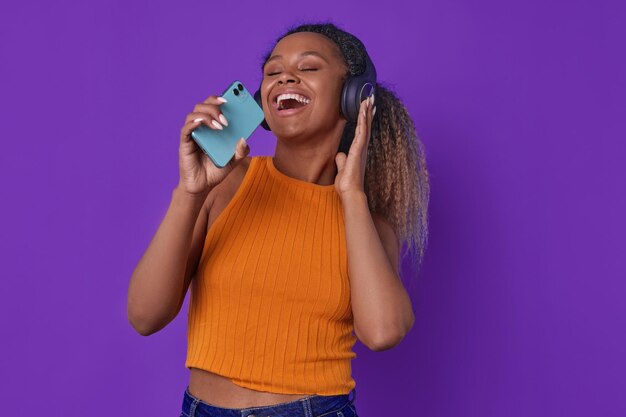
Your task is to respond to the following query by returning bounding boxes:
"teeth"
[276,93,311,109]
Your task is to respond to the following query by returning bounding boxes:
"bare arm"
[127,186,212,336]
[342,191,414,351]
[127,92,249,336]
[335,94,414,351]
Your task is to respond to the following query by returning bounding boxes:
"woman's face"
[261,32,349,143]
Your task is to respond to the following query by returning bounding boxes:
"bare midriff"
[188,368,311,408]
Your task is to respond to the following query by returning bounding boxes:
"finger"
[365,95,374,146]
[233,138,250,161]
[185,112,225,130]
[335,152,347,172]
[349,99,368,157]
[360,95,374,164]
[201,95,228,105]
[192,103,229,127]
[227,138,250,171]
[350,100,366,148]
[180,118,205,142]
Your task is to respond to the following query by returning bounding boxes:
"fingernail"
[219,114,228,126]
[371,94,375,105]
[211,120,223,130]
[193,117,204,123]
[373,106,377,116]
[217,97,227,103]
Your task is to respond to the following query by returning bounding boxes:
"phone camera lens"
[237,83,243,91]
[233,89,240,96]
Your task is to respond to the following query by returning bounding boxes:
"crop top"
[184,155,357,395]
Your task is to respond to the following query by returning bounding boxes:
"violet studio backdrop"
[1,0,625,416]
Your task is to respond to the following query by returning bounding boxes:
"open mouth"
[273,93,311,115]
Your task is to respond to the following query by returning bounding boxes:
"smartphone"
[191,80,265,168]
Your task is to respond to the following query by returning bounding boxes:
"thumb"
[234,138,250,161]
[335,152,347,172]
[226,138,249,171]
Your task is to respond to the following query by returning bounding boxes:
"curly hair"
[260,21,430,275]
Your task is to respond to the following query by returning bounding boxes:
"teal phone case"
[191,80,265,168]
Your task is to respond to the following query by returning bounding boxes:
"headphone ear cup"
[340,78,360,123]
[254,88,271,131]
[341,53,377,123]
[338,77,360,154]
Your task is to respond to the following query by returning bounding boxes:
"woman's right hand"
[178,95,250,196]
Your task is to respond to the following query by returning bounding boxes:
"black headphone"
[253,50,377,138]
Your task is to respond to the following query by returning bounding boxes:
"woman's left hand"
[335,94,376,197]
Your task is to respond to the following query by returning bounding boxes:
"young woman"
[128,22,429,417]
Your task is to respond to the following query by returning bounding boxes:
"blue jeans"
[180,385,358,417]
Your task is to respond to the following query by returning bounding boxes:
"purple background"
[1,1,624,416]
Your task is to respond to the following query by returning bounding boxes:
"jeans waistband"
[182,385,356,417]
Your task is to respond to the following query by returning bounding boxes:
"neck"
[272,141,339,186]
[271,116,347,186]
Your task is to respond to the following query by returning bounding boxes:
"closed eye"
[266,68,317,76]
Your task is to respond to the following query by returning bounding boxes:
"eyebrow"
[264,51,329,66]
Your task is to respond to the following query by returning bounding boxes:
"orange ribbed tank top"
[185,155,357,395]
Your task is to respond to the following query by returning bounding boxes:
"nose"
[277,70,299,85]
